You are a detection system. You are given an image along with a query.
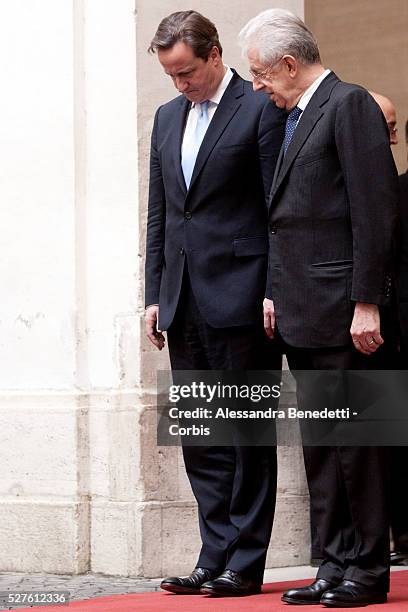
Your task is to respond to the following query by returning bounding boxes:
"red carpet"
[16,572,408,611]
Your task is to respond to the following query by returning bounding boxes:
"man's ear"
[209,45,221,65]
[283,55,297,77]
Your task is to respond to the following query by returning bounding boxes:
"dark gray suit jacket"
[398,171,408,348]
[145,71,286,330]
[266,72,399,348]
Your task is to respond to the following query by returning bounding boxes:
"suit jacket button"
[179,248,185,255]
[185,211,192,220]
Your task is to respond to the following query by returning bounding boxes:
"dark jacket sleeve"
[145,107,166,307]
[397,173,408,339]
[259,101,286,301]
[257,100,287,199]
[397,173,408,301]
[335,88,399,305]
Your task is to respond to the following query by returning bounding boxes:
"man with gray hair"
[239,9,398,607]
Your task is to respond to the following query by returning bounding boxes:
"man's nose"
[174,76,188,92]
[252,79,264,92]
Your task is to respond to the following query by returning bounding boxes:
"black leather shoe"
[321,580,387,607]
[282,578,341,605]
[201,569,261,596]
[391,550,408,566]
[160,567,219,594]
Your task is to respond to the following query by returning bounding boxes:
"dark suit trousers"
[390,447,408,552]
[167,272,280,581]
[389,346,408,553]
[277,336,389,590]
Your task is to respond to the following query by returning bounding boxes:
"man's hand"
[263,298,276,339]
[350,302,383,355]
[145,305,165,350]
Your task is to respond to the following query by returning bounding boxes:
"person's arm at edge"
[335,88,399,354]
[145,107,166,350]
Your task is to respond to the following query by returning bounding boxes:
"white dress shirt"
[181,66,234,158]
[297,68,332,114]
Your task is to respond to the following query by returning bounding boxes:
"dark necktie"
[283,106,302,154]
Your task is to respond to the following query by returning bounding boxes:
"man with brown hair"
[145,11,285,597]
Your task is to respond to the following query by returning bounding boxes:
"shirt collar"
[297,68,331,112]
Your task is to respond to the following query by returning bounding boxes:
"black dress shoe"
[282,578,341,605]
[321,580,387,607]
[201,569,261,596]
[391,550,408,565]
[160,567,219,594]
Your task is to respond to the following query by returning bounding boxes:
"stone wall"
[0,0,309,576]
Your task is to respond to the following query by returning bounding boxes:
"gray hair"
[238,8,320,66]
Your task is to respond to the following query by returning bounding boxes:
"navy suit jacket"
[145,71,286,330]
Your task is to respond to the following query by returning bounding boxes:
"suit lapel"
[269,145,285,201]
[187,73,245,192]
[270,72,340,205]
[271,105,324,197]
[173,96,191,193]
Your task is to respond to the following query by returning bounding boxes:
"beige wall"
[136,1,304,105]
[305,0,408,173]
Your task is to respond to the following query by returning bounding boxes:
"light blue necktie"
[182,100,210,188]
[283,106,302,154]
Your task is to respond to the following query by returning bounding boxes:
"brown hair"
[148,11,222,60]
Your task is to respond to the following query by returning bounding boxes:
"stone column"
[0,0,309,576]
[0,0,141,574]
[0,0,88,573]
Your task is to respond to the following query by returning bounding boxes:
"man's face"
[158,41,221,103]
[247,47,297,110]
